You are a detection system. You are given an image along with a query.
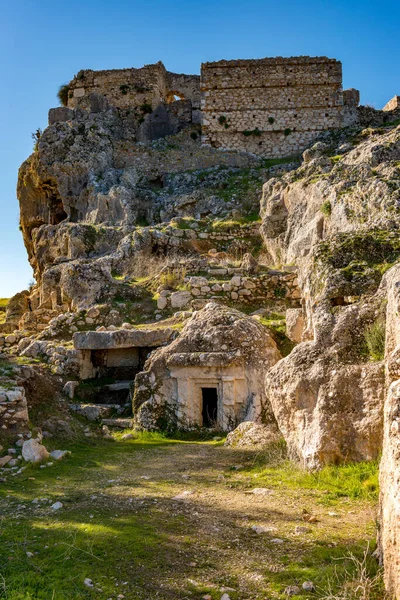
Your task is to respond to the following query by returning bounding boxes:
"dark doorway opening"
[202,387,218,427]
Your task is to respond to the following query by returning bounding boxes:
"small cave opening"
[49,196,68,225]
[148,176,164,190]
[331,296,352,307]
[43,180,68,225]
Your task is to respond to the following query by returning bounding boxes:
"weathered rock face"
[133,302,281,431]
[261,127,400,468]
[379,380,400,596]
[266,344,384,468]
[379,264,400,598]
[17,98,263,313]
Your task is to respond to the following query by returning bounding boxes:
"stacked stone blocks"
[201,56,356,157]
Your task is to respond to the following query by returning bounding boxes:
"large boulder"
[265,344,384,468]
[225,421,281,449]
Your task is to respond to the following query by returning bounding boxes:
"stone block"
[48,107,74,126]
[157,296,168,310]
[286,308,304,343]
[73,87,85,98]
[170,291,192,309]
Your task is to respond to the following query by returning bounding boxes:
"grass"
[0,433,381,599]
[0,298,9,325]
[321,200,332,217]
[363,319,386,361]
[231,447,380,503]
[57,84,69,107]
[259,315,296,357]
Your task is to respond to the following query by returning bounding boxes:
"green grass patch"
[259,315,296,357]
[0,434,380,599]
[362,319,386,361]
[230,450,380,503]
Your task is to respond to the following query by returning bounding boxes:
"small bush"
[364,319,385,361]
[140,103,153,114]
[321,200,332,216]
[218,115,227,125]
[57,84,69,107]
[268,116,275,124]
[159,267,187,290]
[120,84,130,95]
[243,128,262,137]
[190,131,198,140]
[31,128,42,151]
[284,128,292,136]
[76,70,85,80]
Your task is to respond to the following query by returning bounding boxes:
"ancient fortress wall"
[200,57,353,157]
[67,62,201,116]
[62,57,359,158]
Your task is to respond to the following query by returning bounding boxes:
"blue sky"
[1,0,399,297]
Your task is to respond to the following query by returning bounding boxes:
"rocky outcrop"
[379,264,400,598]
[261,126,400,468]
[133,302,281,431]
[379,380,400,597]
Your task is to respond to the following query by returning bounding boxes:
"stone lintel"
[73,328,174,350]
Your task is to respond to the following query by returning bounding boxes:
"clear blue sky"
[1,0,399,297]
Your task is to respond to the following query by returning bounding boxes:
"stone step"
[101,418,134,429]
[104,381,132,391]
[69,403,129,422]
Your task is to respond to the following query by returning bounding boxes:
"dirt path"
[0,437,378,600]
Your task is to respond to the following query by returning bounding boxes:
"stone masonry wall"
[157,271,300,313]
[0,386,29,436]
[201,56,356,158]
[67,62,201,115]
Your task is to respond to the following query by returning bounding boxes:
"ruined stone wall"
[67,62,201,116]
[200,56,352,158]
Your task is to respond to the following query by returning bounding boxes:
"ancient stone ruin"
[2,52,400,597]
[55,56,359,157]
[132,303,281,431]
[201,56,359,157]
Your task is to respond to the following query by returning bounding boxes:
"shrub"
[364,319,385,361]
[321,200,332,216]
[57,84,69,107]
[31,128,42,151]
[218,115,227,125]
[120,84,130,95]
[140,103,153,114]
[76,70,85,80]
[284,128,292,136]
[243,128,262,137]
[159,267,187,290]
[190,132,198,140]
[268,116,275,124]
